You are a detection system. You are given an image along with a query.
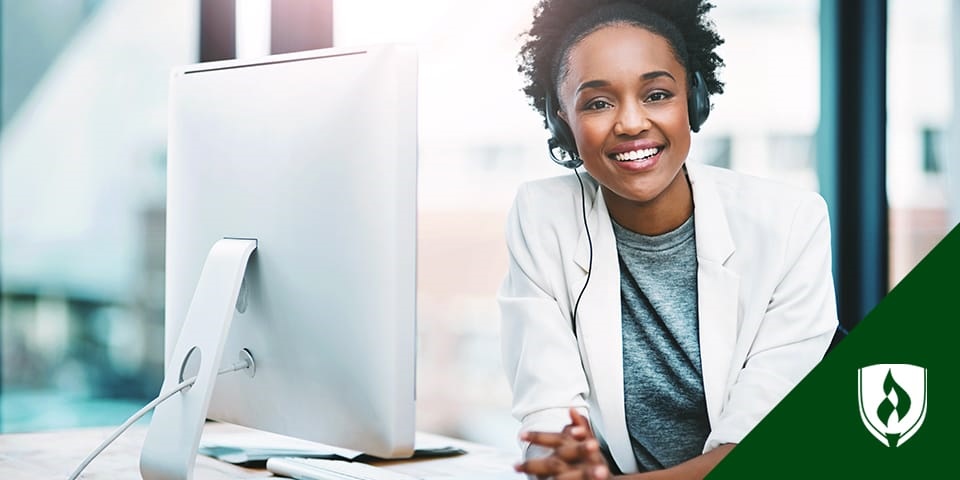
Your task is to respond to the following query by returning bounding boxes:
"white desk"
[0,421,524,479]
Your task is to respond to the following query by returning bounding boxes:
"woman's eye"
[646,91,673,102]
[584,99,612,110]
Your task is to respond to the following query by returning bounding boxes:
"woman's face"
[558,24,692,209]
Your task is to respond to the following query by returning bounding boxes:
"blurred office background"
[0,0,956,453]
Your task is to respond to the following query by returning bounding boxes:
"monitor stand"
[140,238,257,480]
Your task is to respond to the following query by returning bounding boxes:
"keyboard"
[265,457,419,480]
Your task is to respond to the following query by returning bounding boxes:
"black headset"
[545,70,711,169]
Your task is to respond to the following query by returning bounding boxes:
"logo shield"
[858,364,927,447]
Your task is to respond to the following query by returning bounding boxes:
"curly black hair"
[518,0,725,126]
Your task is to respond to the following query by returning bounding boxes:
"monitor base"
[140,238,257,480]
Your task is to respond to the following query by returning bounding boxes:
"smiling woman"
[499,1,839,478]
[557,25,694,235]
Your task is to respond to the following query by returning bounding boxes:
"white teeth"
[613,147,660,162]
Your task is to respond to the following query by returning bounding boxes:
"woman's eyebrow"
[575,79,610,94]
[641,70,676,81]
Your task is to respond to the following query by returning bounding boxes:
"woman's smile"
[607,140,665,171]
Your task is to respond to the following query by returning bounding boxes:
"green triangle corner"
[707,223,959,478]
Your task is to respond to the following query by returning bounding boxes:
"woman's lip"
[607,141,663,155]
[608,146,662,162]
[610,148,663,172]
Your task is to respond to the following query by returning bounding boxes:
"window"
[1,0,196,432]
[691,0,820,193]
[769,134,815,171]
[887,0,956,288]
[692,136,732,169]
[921,127,944,174]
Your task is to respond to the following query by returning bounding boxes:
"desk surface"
[0,421,524,480]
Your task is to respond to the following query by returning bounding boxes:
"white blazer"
[498,163,838,474]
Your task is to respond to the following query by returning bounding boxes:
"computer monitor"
[140,45,418,480]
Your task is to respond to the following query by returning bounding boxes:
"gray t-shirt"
[612,215,710,472]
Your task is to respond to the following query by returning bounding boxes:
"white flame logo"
[858,364,927,447]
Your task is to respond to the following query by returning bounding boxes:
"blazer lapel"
[687,164,740,429]
[572,187,597,273]
[572,182,639,473]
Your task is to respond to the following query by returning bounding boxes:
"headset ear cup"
[545,93,583,168]
[688,71,710,133]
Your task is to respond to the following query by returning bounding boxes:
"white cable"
[67,359,251,480]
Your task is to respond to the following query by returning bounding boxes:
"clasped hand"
[514,408,612,480]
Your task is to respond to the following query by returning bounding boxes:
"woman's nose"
[614,102,651,136]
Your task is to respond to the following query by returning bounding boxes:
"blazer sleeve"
[704,193,839,450]
[498,185,591,457]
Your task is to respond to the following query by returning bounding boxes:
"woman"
[499,1,838,478]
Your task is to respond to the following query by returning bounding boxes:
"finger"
[580,438,605,465]
[520,430,568,448]
[569,409,594,436]
[553,438,600,462]
[561,424,590,441]
[555,464,609,480]
[561,420,589,440]
[569,408,588,427]
[515,456,571,476]
[569,426,590,440]
[581,438,607,468]
[553,438,606,471]
[555,470,588,480]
